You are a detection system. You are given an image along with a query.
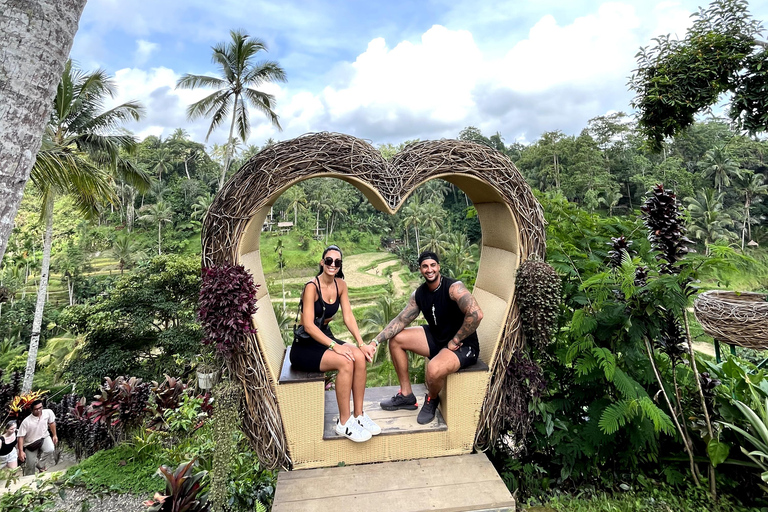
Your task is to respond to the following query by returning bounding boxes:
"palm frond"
[242,88,281,129]
[84,101,144,133]
[243,60,287,85]
[176,74,227,91]
[235,96,250,142]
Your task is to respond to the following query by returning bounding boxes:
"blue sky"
[70,0,768,148]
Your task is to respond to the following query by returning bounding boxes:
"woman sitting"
[290,245,380,442]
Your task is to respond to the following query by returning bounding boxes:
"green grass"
[527,487,760,512]
[66,443,164,495]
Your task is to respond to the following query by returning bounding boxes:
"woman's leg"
[6,448,17,469]
[320,349,355,424]
[349,346,367,417]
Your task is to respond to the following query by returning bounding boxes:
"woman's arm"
[339,280,375,362]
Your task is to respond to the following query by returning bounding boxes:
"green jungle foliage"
[529,485,756,511]
[58,254,201,394]
[1,90,767,509]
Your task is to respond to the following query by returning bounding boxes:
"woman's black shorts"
[290,324,346,372]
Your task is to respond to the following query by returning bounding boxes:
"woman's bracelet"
[328,341,336,351]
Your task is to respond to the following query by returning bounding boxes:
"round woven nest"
[693,290,768,350]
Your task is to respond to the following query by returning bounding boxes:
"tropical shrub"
[498,188,746,499]
[198,264,258,357]
[59,255,201,394]
[144,459,211,512]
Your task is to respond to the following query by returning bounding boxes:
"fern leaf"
[612,367,640,400]
[571,309,598,337]
[575,353,598,377]
[592,347,617,380]
[599,399,638,435]
[565,336,595,365]
[639,396,675,435]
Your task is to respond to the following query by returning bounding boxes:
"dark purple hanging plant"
[198,264,259,358]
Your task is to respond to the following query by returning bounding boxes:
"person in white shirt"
[16,400,57,475]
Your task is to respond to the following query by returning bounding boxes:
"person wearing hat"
[372,251,483,424]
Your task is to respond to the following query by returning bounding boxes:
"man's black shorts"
[422,325,479,369]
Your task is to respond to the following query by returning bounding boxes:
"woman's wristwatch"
[328,341,336,351]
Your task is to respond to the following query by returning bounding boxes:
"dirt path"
[270,252,403,307]
[692,341,716,358]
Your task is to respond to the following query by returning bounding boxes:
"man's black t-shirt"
[414,275,479,350]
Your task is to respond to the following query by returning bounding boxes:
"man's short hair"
[30,399,43,409]
[418,251,439,266]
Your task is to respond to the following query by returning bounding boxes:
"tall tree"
[684,188,734,254]
[176,29,287,190]
[699,146,742,192]
[109,233,146,274]
[737,171,768,249]
[630,0,768,150]
[23,60,148,392]
[0,0,87,266]
[138,201,174,255]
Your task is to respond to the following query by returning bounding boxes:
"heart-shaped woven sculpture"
[202,132,545,469]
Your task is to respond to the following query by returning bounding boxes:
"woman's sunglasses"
[324,257,342,267]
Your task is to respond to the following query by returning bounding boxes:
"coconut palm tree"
[139,201,174,255]
[422,179,451,203]
[685,189,735,254]
[699,147,743,193]
[400,194,424,253]
[737,172,768,250]
[191,193,214,221]
[176,29,287,190]
[361,295,403,365]
[109,234,146,274]
[599,189,623,216]
[420,225,451,254]
[22,60,148,392]
[444,232,478,279]
[275,239,287,312]
[283,186,307,227]
[0,0,87,267]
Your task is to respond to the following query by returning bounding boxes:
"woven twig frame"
[693,290,768,350]
[202,132,546,468]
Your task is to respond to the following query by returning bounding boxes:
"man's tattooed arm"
[448,281,483,348]
[374,292,420,345]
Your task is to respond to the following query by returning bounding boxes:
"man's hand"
[360,342,376,362]
[52,435,58,446]
[18,450,26,462]
[448,339,462,351]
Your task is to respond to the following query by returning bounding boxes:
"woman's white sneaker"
[356,411,382,435]
[336,416,372,442]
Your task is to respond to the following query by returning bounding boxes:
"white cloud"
[495,3,641,92]
[99,0,748,147]
[134,40,159,66]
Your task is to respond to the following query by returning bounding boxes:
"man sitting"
[371,251,483,424]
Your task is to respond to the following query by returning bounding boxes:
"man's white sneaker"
[335,416,372,443]
[356,411,382,435]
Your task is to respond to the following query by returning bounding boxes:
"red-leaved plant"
[144,459,211,512]
[198,264,259,357]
